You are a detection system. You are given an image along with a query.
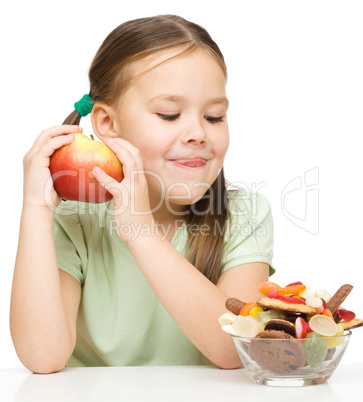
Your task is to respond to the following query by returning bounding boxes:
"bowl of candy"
[219,282,362,387]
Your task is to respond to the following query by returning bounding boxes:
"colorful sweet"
[303,332,328,368]
[239,302,258,316]
[225,298,246,315]
[326,284,353,314]
[256,309,285,324]
[232,315,264,338]
[325,323,344,349]
[337,308,355,321]
[295,317,308,338]
[219,281,362,372]
[257,281,282,296]
[218,312,236,326]
[309,314,337,337]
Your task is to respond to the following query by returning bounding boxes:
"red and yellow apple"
[49,133,123,203]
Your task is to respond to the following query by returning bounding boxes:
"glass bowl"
[222,325,352,387]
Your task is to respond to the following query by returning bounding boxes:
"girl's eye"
[157,114,180,121]
[205,116,224,124]
[157,114,224,124]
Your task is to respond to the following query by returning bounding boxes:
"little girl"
[10,14,275,373]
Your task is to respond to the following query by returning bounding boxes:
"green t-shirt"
[53,191,275,367]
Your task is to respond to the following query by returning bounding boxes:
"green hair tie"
[74,94,94,117]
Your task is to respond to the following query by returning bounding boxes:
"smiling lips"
[171,158,207,168]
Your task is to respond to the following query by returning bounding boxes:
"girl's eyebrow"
[147,94,229,108]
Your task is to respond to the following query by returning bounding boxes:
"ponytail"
[63,94,94,125]
[63,109,81,125]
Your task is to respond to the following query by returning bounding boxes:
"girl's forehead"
[116,47,227,109]
[133,46,193,73]
[129,47,223,83]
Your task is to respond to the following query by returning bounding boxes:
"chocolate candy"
[326,284,353,315]
[225,298,246,315]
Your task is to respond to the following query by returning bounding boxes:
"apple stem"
[90,134,95,140]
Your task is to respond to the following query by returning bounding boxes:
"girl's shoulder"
[226,189,272,218]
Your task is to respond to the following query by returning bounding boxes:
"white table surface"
[0,363,362,402]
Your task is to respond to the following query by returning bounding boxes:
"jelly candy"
[285,281,304,287]
[315,289,331,303]
[325,323,344,349]
[276,295,306,304]
[218,312,236,326]
[295,317,307,338]
[333,311,340,323]
[315,305,325,314]
[337,308,356,321]
[300,287,315,299]
[306,322,313,333]
[249,306,264,317]
[257,309,285,324]
[232,315,264,337]
[305,296,323,308]
[278,284,306,296]
[304,332,328,368]
[309,314,338,336]
[239,302,257,316]
[258,281,282,296]
[306,296,324,313]
[321,309,334,321]
[267,289,278,299]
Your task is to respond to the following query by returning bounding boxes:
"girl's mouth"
[170,158,207,169]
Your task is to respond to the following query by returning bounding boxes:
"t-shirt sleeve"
[220,191,275,277]
[53,201,88,286]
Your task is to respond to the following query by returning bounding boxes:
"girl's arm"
[127,235,268,369]
[10,126,82,374]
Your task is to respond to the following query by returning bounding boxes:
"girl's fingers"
[33,125,82,151]
[105,138,144,172]
[92,167,127,201]
[38,133,75,158]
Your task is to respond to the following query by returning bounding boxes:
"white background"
[1,0,362,368]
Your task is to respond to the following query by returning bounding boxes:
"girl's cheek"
[218,130,230,156]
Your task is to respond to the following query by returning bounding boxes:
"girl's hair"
[63,14,229,285]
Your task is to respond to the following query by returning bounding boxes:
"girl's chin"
[165,193,206,207]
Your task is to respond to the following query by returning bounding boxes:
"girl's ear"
[90,103,119,142]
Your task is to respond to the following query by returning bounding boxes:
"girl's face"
[113,48,229,209]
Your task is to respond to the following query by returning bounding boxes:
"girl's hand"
[92,137,155,243]
[22,125,82,211]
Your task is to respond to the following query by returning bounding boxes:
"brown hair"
[63,14,230,285]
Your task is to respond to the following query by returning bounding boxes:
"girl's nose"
[181,117,207,144]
